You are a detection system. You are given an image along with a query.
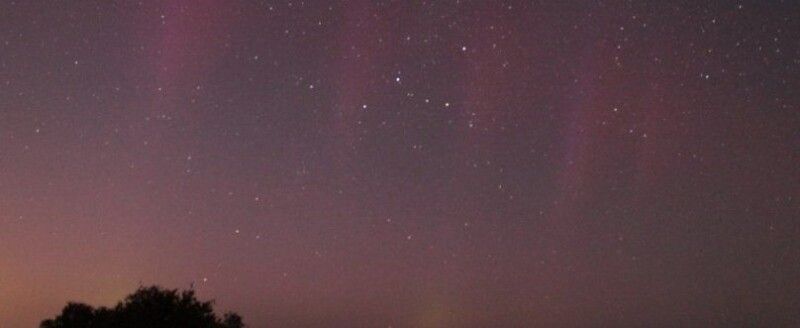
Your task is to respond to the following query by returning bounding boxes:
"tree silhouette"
[221,312,245,328]
[40,303,96,328]
[41,286,244,328]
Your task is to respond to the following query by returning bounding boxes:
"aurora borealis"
[1,1,799,327]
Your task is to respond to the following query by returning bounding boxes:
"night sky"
[1,1,799,327]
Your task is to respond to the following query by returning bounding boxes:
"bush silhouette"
[41,286,243,328]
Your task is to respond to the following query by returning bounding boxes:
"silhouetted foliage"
[222,312,245,328]
[40,303,96,328]
[41,286,244,328]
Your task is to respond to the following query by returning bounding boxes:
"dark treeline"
[41,286,243,328]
